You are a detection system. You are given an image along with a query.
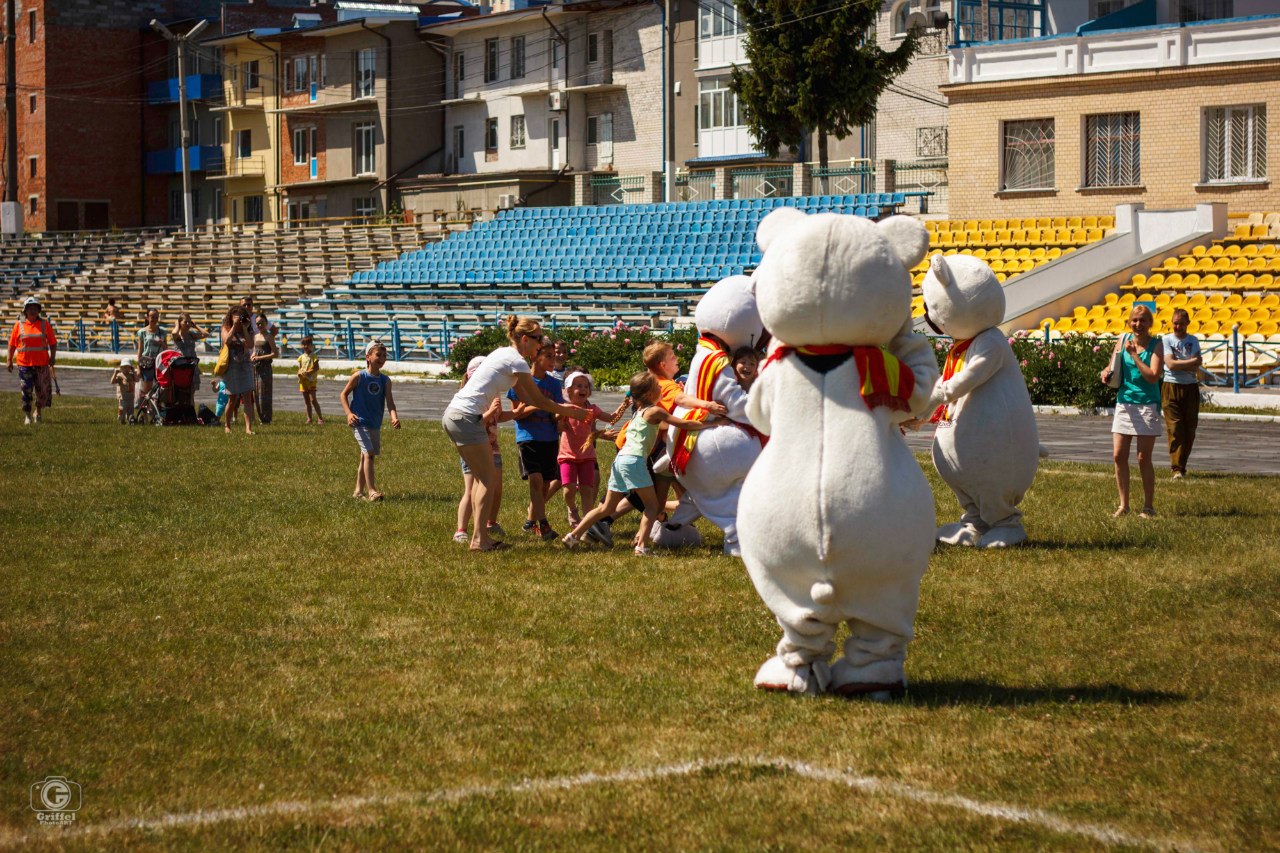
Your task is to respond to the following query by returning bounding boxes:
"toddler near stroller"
[134,349,199,425]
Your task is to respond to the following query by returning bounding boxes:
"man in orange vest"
[7,296,58,424]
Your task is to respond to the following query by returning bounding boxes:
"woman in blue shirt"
[1101,305,1164,518]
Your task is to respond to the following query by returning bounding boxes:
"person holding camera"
[170,312,206,395]
[220,304,256,435]
[136,309,165,402]
[1101,304,1164,518]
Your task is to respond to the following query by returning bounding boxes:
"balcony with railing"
[949,12,1280,85]
[207,155,266,180]
[214,87,267,111]
[147,74,224,105]
[144,145,224,175]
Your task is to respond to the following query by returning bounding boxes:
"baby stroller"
[134,349,199,425]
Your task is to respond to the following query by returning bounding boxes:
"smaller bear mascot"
[653,275,765,556]
[738,209,940,698]
[922,253,1039,548]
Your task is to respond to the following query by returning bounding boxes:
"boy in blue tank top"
[340,340,400,501]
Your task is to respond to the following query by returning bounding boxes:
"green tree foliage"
[730,0,919,169]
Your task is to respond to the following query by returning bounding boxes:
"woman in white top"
[443,315,589,552]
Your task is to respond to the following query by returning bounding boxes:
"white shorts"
[352,424,382,455]
[1112,403,1162,437]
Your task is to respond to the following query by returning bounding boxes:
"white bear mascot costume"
[922,253,1039,548]
[738,210,940,698]
[654,275,765,555]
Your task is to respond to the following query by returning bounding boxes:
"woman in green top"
[1101,305,1165,518]
[136,309,166,399]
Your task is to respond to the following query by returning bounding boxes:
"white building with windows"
[942,0,1280,218]
[402,0,665,213]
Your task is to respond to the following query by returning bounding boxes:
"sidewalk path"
[41,367,1280,475]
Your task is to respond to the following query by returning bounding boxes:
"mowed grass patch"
[1,394,1277,851]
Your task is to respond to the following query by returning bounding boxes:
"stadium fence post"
[76,319,85,352]
[391,320,402,362]
[346,320,355,360]
[1043,321,1051,345]
[1232,324,1240,393]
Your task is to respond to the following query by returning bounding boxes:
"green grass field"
[2,394,1278,851]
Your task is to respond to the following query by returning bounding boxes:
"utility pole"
[150,18,208,232]
[664,0,675,203]
[5,0,18,204]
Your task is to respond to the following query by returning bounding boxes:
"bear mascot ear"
[876,215,930,270]
[929,252,952,286]
[755,206,808,254]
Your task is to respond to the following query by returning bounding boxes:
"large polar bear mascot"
[922,253,1039,548]
[653,275,764,556]
[738,209,940,698]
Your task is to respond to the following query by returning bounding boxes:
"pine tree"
[730,0,920,177]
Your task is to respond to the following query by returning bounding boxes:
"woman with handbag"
[1100,304,1164,518]
[136,309,166,403]
[220,304,256,435]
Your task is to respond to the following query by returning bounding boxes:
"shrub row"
[450,324,1120,410]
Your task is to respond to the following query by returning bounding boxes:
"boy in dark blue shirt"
[341,340,400,501]
[508,341,563,540]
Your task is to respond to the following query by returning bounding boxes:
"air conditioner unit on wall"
[498,194,516,209]
[547,90,565,112]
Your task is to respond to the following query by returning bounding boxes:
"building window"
[293,127,311,165]
[353,196,378,218]
[510,36,525,79]
[587,32,600,64]
[956,0,1043,42]
[484,38,499,83]
[485,117,499,151]
[891,1,911,36]
[698,78,740,130]
[916,126,948,158]
[1179,0,1232,22]
[587,115,599,145]
[243,60,260,91]
[28,157,36,178]
[245,195,263,222]
[698,0,743,39]
[1001,118,1055,190]
[452,52,465,99]
[451,125,465,171]
[552,39,562,70]
[357,48,376,98]
[28,95,35,114]
[170,190,182,223]
[1085,113,1140,187]
[1205,105,1266,182]
[510,115,527,149]
[354,122,376,175]
[212,116,223,146]
[235,129,252,159]
[28,10,35,43]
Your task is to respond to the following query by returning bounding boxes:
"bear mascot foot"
[936,522,981,547]
[830,659,907,702]
[754,656,830,696]
[649,521,704,549]
[978,526,1028,549]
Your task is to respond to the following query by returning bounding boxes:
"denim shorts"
[608,454,653,494]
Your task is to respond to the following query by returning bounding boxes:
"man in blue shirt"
[1161,308,1202,479]
[508,341,564,540]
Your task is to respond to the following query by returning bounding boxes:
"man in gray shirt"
[1161,308,1202,479]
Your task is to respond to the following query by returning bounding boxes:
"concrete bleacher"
[285,195,904,351]
[28,223,441,335]
[1,229,172,301]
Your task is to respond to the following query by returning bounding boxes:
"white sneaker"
[561,533,581,549]
[633,545,650,557]
[23,414,31,425]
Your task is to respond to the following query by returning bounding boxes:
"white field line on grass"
[0,756,1209,852]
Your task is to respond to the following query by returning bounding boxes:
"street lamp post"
[150,18,208,233]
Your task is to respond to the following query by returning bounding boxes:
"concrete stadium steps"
[4,228,173,304]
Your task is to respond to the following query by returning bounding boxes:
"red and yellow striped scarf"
[669,336,730,476]
[762,343,916,413]
[929,337,974,424]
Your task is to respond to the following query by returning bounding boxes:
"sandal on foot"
[1112,507,1129,518]
[1139,507,1156,519]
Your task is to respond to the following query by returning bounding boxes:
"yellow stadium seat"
[1147,273,1165,287]
[1260,321,1279,335]
[1067,216,1082,229]
[1257,275,1275,289]
[1083,216,1099,228]
[1225,294,1243,308]
[1259,244,1277,256]
[1187,293,1208,308]
[1086,229,1104,241]
[1100,215,1115,228]
[1155,293,1173,308]
[1166,273,1184,288]
[1200,321,1221,336]
[996,272,1007,283]
[1234,225,1252,239]
[1104,292,1119,305]
[1242,294,1262,308]
[1236,321,1258,335]
[1213,258,1232,272]
[1130,273,1147,287]
[1182,273,1201,288]
[1119,293,1136,306]
[1207,244,1225,256]
[1262,294,1280,307]
[992,219,1008,230]
[1191,258,1211,271]
[990,259,1006,272]
[1242,243,1259,257]
[978,220,993,231]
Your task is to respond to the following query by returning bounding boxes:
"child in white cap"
[110,356,137,423]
